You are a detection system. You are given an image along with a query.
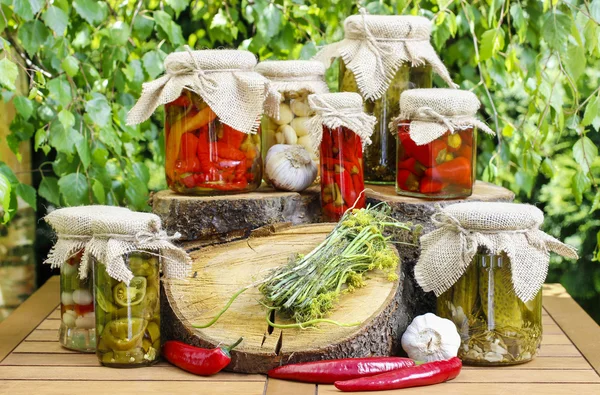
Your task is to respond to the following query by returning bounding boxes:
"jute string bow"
[415,202,578,302]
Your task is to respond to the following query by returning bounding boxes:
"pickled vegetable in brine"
[94,253,160,367]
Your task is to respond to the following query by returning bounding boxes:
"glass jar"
[340,62,432,184]
[94,252,160,367]
[164,90,262,195]
[320,125,365,221]
[59,250,95,352]
[437,252,542,365]
[396,123,477,198]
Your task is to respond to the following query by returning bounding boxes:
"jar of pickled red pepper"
[415,202,578,366]
[314,10,456,184]
[127,49,279,195]
[44,206,130,352]
[81,211,191,367]
[393,89,496,198]
[255,60,329,171]
[308,93,376,221]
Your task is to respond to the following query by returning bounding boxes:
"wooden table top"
[0,276,599,394]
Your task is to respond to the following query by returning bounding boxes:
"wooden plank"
[13,342,77,354]
[542,334,573,345]
[24,330,58,342]
[265,378,316,395]
[544,322,563,334]
[0,381,266,395]
[36,320,60,330]
[451,369,599,383]
[318,383,600,395]
[0,277,59,362]
[461,356,591,370]
[0,366,265,382]
[538,344,583,357]
[543,283,600,375]
[1,353,98,366]
[47,310,60,320]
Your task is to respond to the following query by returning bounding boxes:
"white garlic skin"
[265,144,317,192]
[275,103,294,125]
[401,313,461,362]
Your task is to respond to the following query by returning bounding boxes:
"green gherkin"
[452,263,480,317]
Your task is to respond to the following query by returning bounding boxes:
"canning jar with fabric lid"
[127,49,280,195]
[44,205,130,352]
[415,202,578,365]
[314,9,457,184]
[392,88,496,198]
[308,92,376,221]
[81,211,191,367]
[255,60,329,174]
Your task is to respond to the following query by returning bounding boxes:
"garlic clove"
[275,103,294,125]
[275,132,284,144]
[279,124,298,145]
[290,117,310,137]
[297,135,313,153]
[290,99,312,117]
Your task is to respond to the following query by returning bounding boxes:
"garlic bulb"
[265,144,317,192]
[401,313,461,362]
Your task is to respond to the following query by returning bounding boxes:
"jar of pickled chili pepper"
[393,89,496,199]
[415,202,578,365]
[44,206,130,352]
[126,49,279,195]
[314,10,456,184]
[308,93,376,221]
[82,211,191,367]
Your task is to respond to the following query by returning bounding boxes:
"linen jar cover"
[308,92,376,221]
[415,202,578,364]
[44,205,131,352]
[391,88,496,198]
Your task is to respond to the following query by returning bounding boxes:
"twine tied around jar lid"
[307,92,376,153]
[313,8,457,101]
[126,47,280,135]
[80,211,191,285]
[43,205,131,270]
[391,88,496,145]
[415,202,578,302]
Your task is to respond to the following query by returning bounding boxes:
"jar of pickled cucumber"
[44,206,130,353]
[256,60,329,172]
[81,211,191,367]
[415,202,578,366]
[127,49,280,195]
[315,11,456,184]
[393,89,496,198]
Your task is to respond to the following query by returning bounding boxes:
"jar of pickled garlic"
[314,11,456,184]
[127,49,279,195]
[415,202,578,366]
[255,60,329,172]
[44,206,130,352]
[308,93,376,221]
[393,89,496,198]
[82,211,191,367]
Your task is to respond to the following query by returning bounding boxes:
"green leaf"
[510,4,528,42]
[16,183,36,208]
[17,20,50,56]
[73,0,107,26]
[573,136,599,174]
[142,51,164,79]
[133,15,154,41]
[542,12,571,49]
[48,123,81,154]
[47,77,72,108]
[92,147,109,166]
[591,0,600,22]
[0,173,14,223]
[480,29,505,61]
[591,190,600,214]
[109,21,130,46]
[582,95,599,127]
[76,137,91,169]
[571,171,591,205]
[61,56,80,77]
[85,93,112,127]
[38,176,60,206]
[257,4,283,40]
[166,0,188,17]
[43,6,68,36]
[58,109,75,129]
[13,0,43,21]
[124,176,148,210]
[13,96,33,120]
[58,173,89,206]
[565,45,586,82]
[0,58,19,91]
[154,11,184,45]
[92,179,106,204]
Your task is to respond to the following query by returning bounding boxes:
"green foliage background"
[0,0,598,320]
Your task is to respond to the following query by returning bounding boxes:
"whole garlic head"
[401,313,461,362]
[265,144,317,192]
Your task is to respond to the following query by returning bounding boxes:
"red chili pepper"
[457,144,473,160]
[179,133,199,160]
[182,174,197,189]
[334,167,356,205]
[175,157,201,174]
[459,128,474,146]
[334,357,462,392]
[397,157,425,177]
[397,169,419,192]
[163,338,243,376]
[419,177,446,194]
[425,156,472,188]
[215,142,246,161]
[220,124,246,147]
[399,132,448,166]
[169,95,191,107]
[268,357,415,384]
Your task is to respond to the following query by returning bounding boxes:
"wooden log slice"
[162,223,402,374]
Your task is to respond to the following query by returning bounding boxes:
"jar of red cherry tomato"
[308,93,376,221]
[127,49,279,195]
[393,89,495,199]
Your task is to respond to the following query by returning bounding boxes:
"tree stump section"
[162,223,401,374]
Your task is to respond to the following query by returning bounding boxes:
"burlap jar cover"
[255,60,329,97]
[127,48,280,134]
[307,92,376,152]
[391,88,496,145]
[44,205,131,270]
[415,202,578,302]
[314,9,457,101]
[81,211,191,284]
